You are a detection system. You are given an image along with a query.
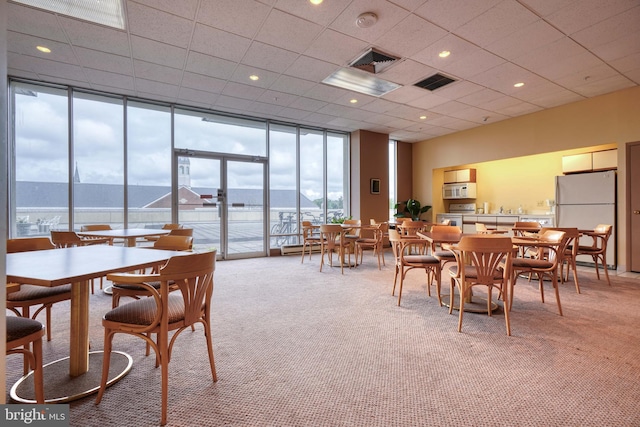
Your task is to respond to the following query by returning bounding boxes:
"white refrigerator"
[555,170,616,267]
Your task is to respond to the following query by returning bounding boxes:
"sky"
[14,83,347,202]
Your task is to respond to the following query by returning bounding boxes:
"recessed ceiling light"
[322,68,401,97]
[438,50,451,58]
[249,75,259,81]
[419,115,427,120]
[350,99,358,104]
[13,0,125,29]
[36,46,51,53]
[309,0,323,4]
[514,82,525,88]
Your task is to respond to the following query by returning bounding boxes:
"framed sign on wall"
[370,178,380,194]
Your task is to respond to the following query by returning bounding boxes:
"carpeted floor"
[6,250,640,426]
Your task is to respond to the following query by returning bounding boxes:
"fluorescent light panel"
[13,0,125,29]
[322,68,401,97]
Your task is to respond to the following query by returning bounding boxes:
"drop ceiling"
[6,0,640,143]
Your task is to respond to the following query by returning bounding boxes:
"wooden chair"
[448,236,514,335]
[81,224,116,245]
[168,228,193,237]
[319,224,351,274]
[144,224,182,242]
[7,237,71,344]
[96,251,217,426]
[511,230,568,316]
[576,224,613,286]
[300,221,321,263]
[389,229,441,306]
[51,231,111,293]
[429,225,462,270]
[475,223,507,234]
[355,223,386,269]
[544,227,581,293]
[6,313,46,404]
[111,235,194,308]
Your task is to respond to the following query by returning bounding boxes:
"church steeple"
[178,157,191,188]
[73,161,81,183]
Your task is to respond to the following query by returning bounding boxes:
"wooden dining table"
[6,245,184,403]
[78,227,171,247]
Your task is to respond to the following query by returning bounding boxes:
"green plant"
[394,199,431,221]
[330,215,351,224]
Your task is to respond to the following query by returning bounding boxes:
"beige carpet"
[6,251,640,426]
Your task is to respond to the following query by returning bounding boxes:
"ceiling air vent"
[414,73,456,91]
[349,48,399,74]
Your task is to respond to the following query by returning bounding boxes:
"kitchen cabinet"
[444,168,476,183]
[592,149,617,171]
[462,214,535,235]
[562,153,592,174]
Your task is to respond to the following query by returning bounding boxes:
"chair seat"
[355,238,376,244]
[433,250,455,259]
[7,284,72,301]
[403,254,439,264]
[6,316,44,342]
[448,265,504,280]
[577,246,600,254]
[512,258,553,269]
[104,293,186,326]
[112,280,174,291]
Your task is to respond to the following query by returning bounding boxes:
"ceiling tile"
[7,2,68,43]
[126,3,192,48]
[222,81,266,101]
[487,20,565,61]
[274,0,352,26]
[544,0,639,35]
[59,16,130,56]
[380,59,436,85]
[184,52,237,80]
[85,68,135,91]
[130,35,187,69]
[375,14,448,57]
[455,1,539,47]
[197,0,271,39]
[190,24,252,63]
[284,56,340,84]
[132,0,200,20]
[570,5,640,48]
[75,47,133,75]
[255,9,323,54]
[414,0,502,31]
[304,29,369,66]
[241,41,299,74]
[133,60,183,85]
[269,75,316,96]
[181,72,228,93]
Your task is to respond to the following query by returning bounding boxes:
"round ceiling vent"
[356,12,378,28]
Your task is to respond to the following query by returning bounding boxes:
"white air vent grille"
[350,48,399,74]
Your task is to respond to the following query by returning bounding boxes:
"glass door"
[175,154,266,259]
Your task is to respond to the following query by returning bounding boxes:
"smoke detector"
[356,12,378,28]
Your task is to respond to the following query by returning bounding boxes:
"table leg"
[69,280,90,376]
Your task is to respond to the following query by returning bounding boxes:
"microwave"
[442,183,477,199]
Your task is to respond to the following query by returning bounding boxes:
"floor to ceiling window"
[126,101,172,227]
[9,79,349,255]
[11,83,69,236]
[72,92,124,230]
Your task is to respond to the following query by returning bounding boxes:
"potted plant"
[394,199,432,221]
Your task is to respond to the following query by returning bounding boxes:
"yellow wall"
[412,85,640,272]
[434,144,616,215]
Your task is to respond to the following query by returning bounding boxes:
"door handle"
[634,210,640,214]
